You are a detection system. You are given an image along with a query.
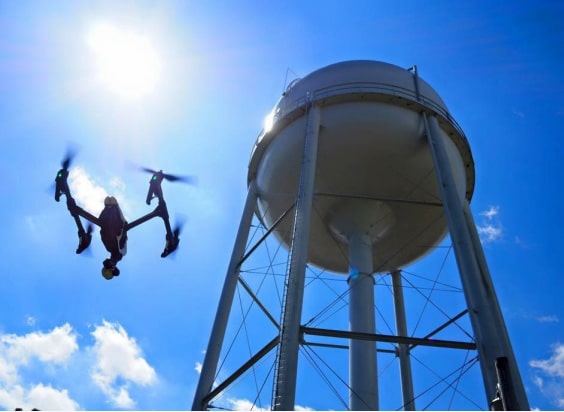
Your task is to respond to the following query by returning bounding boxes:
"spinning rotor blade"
[166,216,186,259]
[54,145,79,201]
[173,214,186,238]
[163,173,197,184]
[77,223,94,258]
[61,146,78,171]
[140,166,159,175]
[173,222,183,238]
[140,166,197,185]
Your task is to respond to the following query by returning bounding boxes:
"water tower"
[192,61,529,410]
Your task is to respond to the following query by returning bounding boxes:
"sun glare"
[87,23,161,99]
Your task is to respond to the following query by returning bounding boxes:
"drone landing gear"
[102,259,120,280]
[76,231,92,254]
[161,233,180,258]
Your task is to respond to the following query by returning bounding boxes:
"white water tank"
[248,60,474,273]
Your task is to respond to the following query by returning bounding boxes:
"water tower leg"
[348,232,379,411]
[391,270,415,411]
[273,104,321,411]
[462,200,529,410]
[192,181,258,411]
[423,113,530,410]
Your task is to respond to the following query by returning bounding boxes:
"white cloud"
[0,325,80,410]
[0,321,157,410]
[90,320,157,409]
[0,384,78,411]
[530,343,564,407]
[1,323,78,366]
[109,176,127,193]
[227,397,267,410]
[536,315,559,323]
[480,205,499,219]
[477,205,503,243]
[68,166,109,216]
[477,224,503,243]
[195,362,202,374]
[26,383,79,411]
[110,387,135,410]
[512,108,525,119]
[68,166,133,221]
[514,236,530,249]
[0,356,18,386]
[226,398,314,411]
[530,343,564,377]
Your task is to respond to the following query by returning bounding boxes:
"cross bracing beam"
[237,276,280,329]
[409,309,470,351]
[301,327,476,351]
[302,341,397,354]
[203,336,280,406]
[238,201,295,268]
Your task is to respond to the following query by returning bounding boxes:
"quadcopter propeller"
[60,146,78,171]
[76,222,94,256]
[83,223,95,257]
[162,215,185,259]
[173,217,185,239]
[140,166,197,185]
[54,146,79,201]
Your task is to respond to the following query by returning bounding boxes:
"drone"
[54,151,193,280]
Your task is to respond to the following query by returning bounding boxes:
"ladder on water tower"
[271,97,316,410]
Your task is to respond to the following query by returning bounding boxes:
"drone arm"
[65,195,100,227]
[126,202,172,235]
[54,164,98,254]
[125,201,178,257]
[63,194,98,254]
[126,207,163,231]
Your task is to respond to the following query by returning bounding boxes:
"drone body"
[54,154,190,279]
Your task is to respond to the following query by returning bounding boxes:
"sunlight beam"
[87,23,161,99]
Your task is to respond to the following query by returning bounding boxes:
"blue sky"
[0,0,562,410]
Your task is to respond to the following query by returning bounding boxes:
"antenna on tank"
[282,67,301,95]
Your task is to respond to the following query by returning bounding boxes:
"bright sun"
[87,23,161,99]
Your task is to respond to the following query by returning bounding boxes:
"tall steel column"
[348,232,378,410]
[462,199,529,409]
[192,181,258,410]
[272,104,321,410]
[423,112,529,410]
[391,270,415,411]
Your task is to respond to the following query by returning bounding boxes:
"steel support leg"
[462,200,529,410]
[391,270,415,411]
[192,181,258,410]
[273,104,321,411]
[423,113,529,410]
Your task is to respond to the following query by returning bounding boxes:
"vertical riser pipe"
[348,233,378,410]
